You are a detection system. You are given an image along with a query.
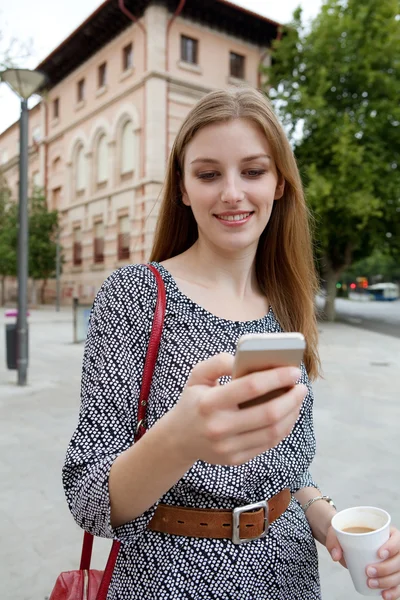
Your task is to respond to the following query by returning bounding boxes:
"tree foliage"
[29,189,59,303]
[0,173,17,304]
[265,0,400,319]
[344,248,400,284]
[0,177,60,305]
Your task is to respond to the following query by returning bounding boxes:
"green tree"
[0,173,17,305]
[265,0,400,320]
[343,248,400,284]
[28,189,59,304]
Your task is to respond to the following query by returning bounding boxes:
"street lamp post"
[0,68,47,385]
[56,227,61,312]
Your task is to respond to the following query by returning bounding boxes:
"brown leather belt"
[148,488,291,545]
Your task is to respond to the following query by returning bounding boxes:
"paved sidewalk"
[1,307,400,600]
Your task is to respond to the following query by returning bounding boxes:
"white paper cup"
[331,506,391,596]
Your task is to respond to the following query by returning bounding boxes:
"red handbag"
[49,264,166,600]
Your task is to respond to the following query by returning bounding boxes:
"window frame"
[98,62,107,88]
[181,35,198,65]
[96,134,108,186]
[229,51,246,80]
[93,222,105,264]
[120,121,135,180]
[75,144,86,194]
[73,228,83,266]
[122,43,133,71]
[53,97,59,119]
[117,216,130,260]
[77,79,85,102]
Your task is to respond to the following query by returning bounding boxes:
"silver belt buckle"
[232,500,269,545]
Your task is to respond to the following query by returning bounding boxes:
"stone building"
[0,0,280,304]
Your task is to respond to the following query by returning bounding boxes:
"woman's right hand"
[166,353,307,466]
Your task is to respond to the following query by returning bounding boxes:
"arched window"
[75,145,86,193]
[96,134,108,185]
[120,121,135,177]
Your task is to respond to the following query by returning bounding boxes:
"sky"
[0,0,323,134]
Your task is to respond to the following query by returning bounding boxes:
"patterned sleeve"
[289,364,319,494]
[62,266,160,544]
[290,470,319,493]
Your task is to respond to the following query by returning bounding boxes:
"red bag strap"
[135,264,166,440]
[78,264,166,599]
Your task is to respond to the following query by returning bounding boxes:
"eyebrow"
[190,154,272,165]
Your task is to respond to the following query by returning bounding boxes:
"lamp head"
[0,68,47,100]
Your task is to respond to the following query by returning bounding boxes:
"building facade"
[0,0,279,305]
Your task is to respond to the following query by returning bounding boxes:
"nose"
[220,174,244,204]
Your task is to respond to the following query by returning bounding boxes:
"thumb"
[325,526,342,562]
[188,353,234,386]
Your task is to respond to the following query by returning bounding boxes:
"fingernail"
[367,567,377,577]
[379,549,389,560]
[385,594,392,600]
[369,579,379,588]
[331,548,340,561]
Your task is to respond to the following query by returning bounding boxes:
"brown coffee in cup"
[342,526,376,534]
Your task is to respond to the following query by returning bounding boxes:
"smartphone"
[233,332,306,409]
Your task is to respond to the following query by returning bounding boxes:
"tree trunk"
[41,279,48,305]
[1,276,5,306]
[322,269,340,321]
[31,279,38,307]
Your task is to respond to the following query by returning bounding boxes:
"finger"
[366,569,400,593]
[214,365,303,409]
[326,527,343,562]
[382,584,400,600]
[188,353,234,386]
[221,404,303,457]
[367,552,400,579]
[376,528,400,561]
[226,383,306,436]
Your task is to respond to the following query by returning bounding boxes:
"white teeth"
[217,213,251,222]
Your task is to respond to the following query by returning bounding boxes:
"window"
[73,228,82,266]
[53,98,59,119]
[52,156,61,172]
[51,187,62,210]
[32,126,41,144]
[120,121,135,178]
[181,35,198,65]
[77,79,85,102]
[118,216,130,260]
[98,63,107,88]
[93,222,105,264]
[122,43,133,71]
[75,145,86,193]
[32,171,41,189]
[230,52,245,79]
[96,135,108,185]
[1,149,8,165]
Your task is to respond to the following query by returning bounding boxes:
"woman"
[63,87,400,599]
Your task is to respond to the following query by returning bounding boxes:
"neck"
[181,239,260,299]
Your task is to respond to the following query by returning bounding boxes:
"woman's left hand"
[326,526,400,599]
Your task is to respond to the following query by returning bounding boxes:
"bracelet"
[301,495,337,514]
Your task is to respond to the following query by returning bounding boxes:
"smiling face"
[181,118,285,257]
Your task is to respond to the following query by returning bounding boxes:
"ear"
[179,175,191,206]
[274,174,285,200]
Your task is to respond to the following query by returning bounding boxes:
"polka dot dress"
[63,263,321,599]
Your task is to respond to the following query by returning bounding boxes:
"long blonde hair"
[150,87,320,379]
